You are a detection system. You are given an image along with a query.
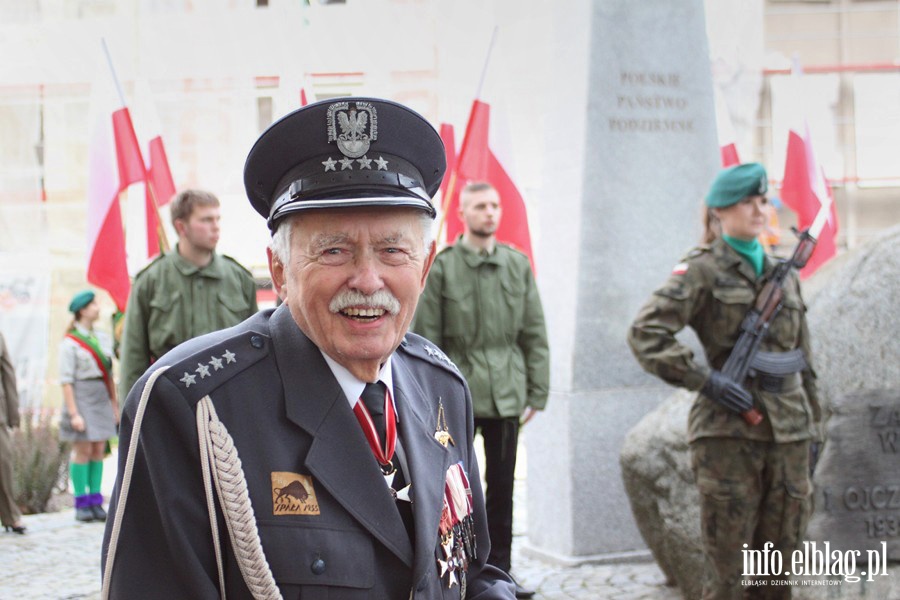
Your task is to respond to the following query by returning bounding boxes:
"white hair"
[269,210,435,264]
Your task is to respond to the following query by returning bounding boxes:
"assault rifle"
[722,226,817,426]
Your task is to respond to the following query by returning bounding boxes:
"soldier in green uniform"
[627,163,821,600]
[118,189,258,401]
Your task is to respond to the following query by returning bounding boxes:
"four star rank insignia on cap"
[321,101,388,173]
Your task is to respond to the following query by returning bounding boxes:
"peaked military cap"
[244,97,445,230]
[706,162,768,208]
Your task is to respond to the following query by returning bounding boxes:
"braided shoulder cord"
[196,396,282,600]
[197,398,229,598]
[101,366,171,599]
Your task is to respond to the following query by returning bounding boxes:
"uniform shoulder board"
[436,244,457,258]
[220,254,254,277]
[671,245,711,276]
[160,329,271,403]
[683,244,711,260]
[497,242,529,261]
[132,252,166,280]
[399,333,463,377]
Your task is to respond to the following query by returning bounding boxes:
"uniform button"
[310,558,326,575]
[250,335,264,349]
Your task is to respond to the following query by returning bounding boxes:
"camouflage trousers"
[691,438,812,600]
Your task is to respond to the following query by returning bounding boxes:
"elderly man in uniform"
[102,98,515,600]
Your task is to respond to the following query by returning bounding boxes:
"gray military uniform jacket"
[102,305,514,599]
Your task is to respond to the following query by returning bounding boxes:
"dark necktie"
[361,381,387,449]
[360,381,414,539]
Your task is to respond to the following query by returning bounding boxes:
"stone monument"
[525,0,720,561]
[808,390,900,560]
[805,224,900,562]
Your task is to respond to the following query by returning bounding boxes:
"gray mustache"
[329,290,401,315]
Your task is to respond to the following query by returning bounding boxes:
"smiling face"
[268,207,436,381]
[714,194,769,241]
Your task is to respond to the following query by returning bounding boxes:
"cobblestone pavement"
[2,512,679,600]
[2,441,681,599]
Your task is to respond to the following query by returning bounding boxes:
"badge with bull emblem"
[327,101,377,159]
[271,472,320,515]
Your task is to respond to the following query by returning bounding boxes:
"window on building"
[854,73,900,187]
[257,96,274,134]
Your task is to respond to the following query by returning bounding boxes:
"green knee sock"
[88,460,104,495]
[71,462,90,497]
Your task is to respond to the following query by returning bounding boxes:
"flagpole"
[101,38,170,254]
[474,26,499,100]
[437,25,499,243]
[101,38,128,107]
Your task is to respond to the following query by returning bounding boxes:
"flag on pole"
[86,46,148,311]
[779,60,839,279]
[144,129,175,257]
[130,79,173,264]
[446,99,535,269]
[781,119,838,278]
[714,88,741,167]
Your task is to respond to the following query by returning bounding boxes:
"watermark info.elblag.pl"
[742,541,891,586]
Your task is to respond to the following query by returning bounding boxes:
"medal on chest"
[437,462,476,591]
[434,399,455,448]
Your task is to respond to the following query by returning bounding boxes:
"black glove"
[702,370,753,413]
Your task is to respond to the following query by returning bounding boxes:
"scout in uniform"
[102,98,515,599]
[627,163,821,600]
[59,290,119,522]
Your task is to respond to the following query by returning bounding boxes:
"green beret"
[706,163,768,208]
[68,290,95,313]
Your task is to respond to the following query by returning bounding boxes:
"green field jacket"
[413,239,549,419]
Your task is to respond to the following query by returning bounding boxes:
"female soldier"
[59,290,119,522]
[627,163,821,599]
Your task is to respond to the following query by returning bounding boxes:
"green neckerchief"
[723,235,764,277]
[67,328,112,374]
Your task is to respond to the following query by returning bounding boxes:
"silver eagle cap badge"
[327,101,377,159]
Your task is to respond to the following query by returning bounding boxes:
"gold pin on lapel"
[434,399,455,447]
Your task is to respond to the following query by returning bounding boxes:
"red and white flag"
[780,62,839,279]
[781,119,838,278]
[143,133,175,257]
[138,84,176,258]
[128,79,176,265]
[86,50,147,311]
[715,88,741,167]
[445,99,535,269]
